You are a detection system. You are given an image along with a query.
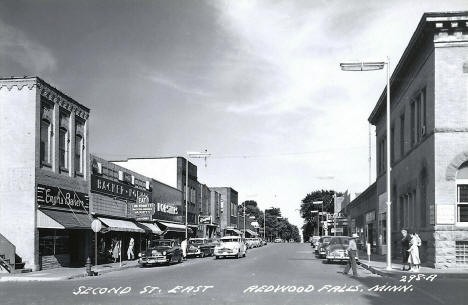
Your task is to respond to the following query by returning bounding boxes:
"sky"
[2,0,468,230]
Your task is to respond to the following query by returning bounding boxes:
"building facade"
[0,77,90,271]
[346,12,468,268]
[210,187,238,235]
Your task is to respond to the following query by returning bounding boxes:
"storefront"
[36,185,92,269]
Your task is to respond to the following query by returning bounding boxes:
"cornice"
[0,77,37,91]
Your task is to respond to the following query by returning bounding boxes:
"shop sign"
[37,184,89,212]
[199,215,212,224]
[365,211,375,223]
[131,194,155,221]
[91,174,150,202]
[156,202,179,215]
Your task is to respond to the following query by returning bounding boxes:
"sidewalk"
[357,250,468,279]
[0,260,140,282]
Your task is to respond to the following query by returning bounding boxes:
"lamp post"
[340,58,392,271]
[185,150,211,241]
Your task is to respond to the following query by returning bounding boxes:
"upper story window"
[457,162,468,223]
[40,119,51,166]
[400,114,405,158]
[75,135,83,175]
[59,127,69,170]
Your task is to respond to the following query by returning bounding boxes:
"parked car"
[138,239,183,266]
[274,238,282,243]
[186,238,216,258]
[254,238,262,247]
[316,236,332,258]
[214,236,247,259]
[310,236,321,247]
[245,238,255,249]
[325,236,359,263]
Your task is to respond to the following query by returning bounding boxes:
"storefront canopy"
[245,229,258,237]
[37,209,92,230]
[98,217,145,233]
[138,222,163,235]
[225,228,242,235]
[155,220,189,233]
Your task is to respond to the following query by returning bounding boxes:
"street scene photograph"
[1,0,468,304]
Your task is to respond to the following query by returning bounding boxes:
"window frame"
[456,178,468,225]
[40,119,52,167]
[59,127,70,171]
[74,134,84,175]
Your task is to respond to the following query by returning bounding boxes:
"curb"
[359,262,468,279]
[0,263,141,282]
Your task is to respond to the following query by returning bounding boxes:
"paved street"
[1,243,465,305]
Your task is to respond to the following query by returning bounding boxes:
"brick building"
[0,77,90,271]
[210,187,238,235]
[345,11,468,268]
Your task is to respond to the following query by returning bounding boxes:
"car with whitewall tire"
[214,236,247,259]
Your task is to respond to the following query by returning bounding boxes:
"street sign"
[91,219,102,233]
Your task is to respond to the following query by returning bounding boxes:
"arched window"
[75,134,83,174]
[456,162,468,223]
[59,127,69,169]
[40,119,51,165]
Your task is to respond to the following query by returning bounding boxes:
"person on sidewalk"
[127,237,135,260]
[408,231,421,272]
[181,238,187,260]
[112,240,120,263]
[401,229,411,271]
[343,233,359,277]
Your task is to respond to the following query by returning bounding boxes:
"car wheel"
[243,251,246,258]
[326,259,331,264]
[236,251,241,259]
[200,252,205,258]
[215,256,219,259]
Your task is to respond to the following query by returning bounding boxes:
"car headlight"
[163,251,167,256]
[138,253,142,257]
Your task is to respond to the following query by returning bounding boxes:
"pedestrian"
[414,232,422,271]
[112,239,120,263]
[181,238,187,260]
[127,237,135,260]
[401,229,411,271]
[343,233,359,277]
[408,231,421,272]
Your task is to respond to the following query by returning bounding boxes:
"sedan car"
[138,239,183,266]
[310,236,321,247]
[325,236,359,263]
[214,236,247,259]
[274,238,282,243]
[186,238,216,258]
[316,236,332,258]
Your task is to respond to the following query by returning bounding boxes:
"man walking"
[343,233,359,277]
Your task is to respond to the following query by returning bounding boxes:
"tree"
[299,190,342,242]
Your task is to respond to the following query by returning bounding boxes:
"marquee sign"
[198,215,212,224]
[156,202,179,215]
[91,174,150,202]
[37,184,89,212]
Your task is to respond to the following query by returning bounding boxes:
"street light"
[340,58,392,271]
[185,150,211,240]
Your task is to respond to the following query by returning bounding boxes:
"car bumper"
[139,256,169,264]
[187,249,201,257]
[214,250,236,256]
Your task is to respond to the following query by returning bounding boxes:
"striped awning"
[138,222,163,234]
[98,217,145,233]
[37,209,92,229]
[155,220,190,233]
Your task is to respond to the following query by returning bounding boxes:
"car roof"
[221,236,241,239]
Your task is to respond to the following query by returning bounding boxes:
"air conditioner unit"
[421,125,426,136]
[145,181,150,190]
[97,162,102,174]
[118,170,124,181]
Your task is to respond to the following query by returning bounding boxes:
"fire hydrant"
[85,257,93,276]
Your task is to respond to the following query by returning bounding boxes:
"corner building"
[363,12,468,268]
[0,77,90,271]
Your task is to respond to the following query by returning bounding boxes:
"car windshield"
[150,240,173,247]
[329,237,350,245]
[189,239,204,245]
[322,237,332,244]
[221,238,239,243]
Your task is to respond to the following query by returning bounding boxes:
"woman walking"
[112,239,121,263]
[408,232,421,272]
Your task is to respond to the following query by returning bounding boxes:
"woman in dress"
[408,232,421,272]
[112,239,121,263]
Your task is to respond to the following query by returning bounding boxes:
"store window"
[456,162,468,223]
[75,135,83,175]
[40,119,51,166]
[59,128,69,169]
[39,229,70,256]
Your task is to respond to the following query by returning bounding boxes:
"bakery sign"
[37,184,89,212]
[91,174,150,202]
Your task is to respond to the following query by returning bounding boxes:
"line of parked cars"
[311,235,359,264]
[138,236,267,266]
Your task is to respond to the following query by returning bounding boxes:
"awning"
[155,220,189,233]
[245,229,258,237]
[98,217,145,233]
[37,209,92,229]
[138,222,163,235]
[225,228,242,235]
